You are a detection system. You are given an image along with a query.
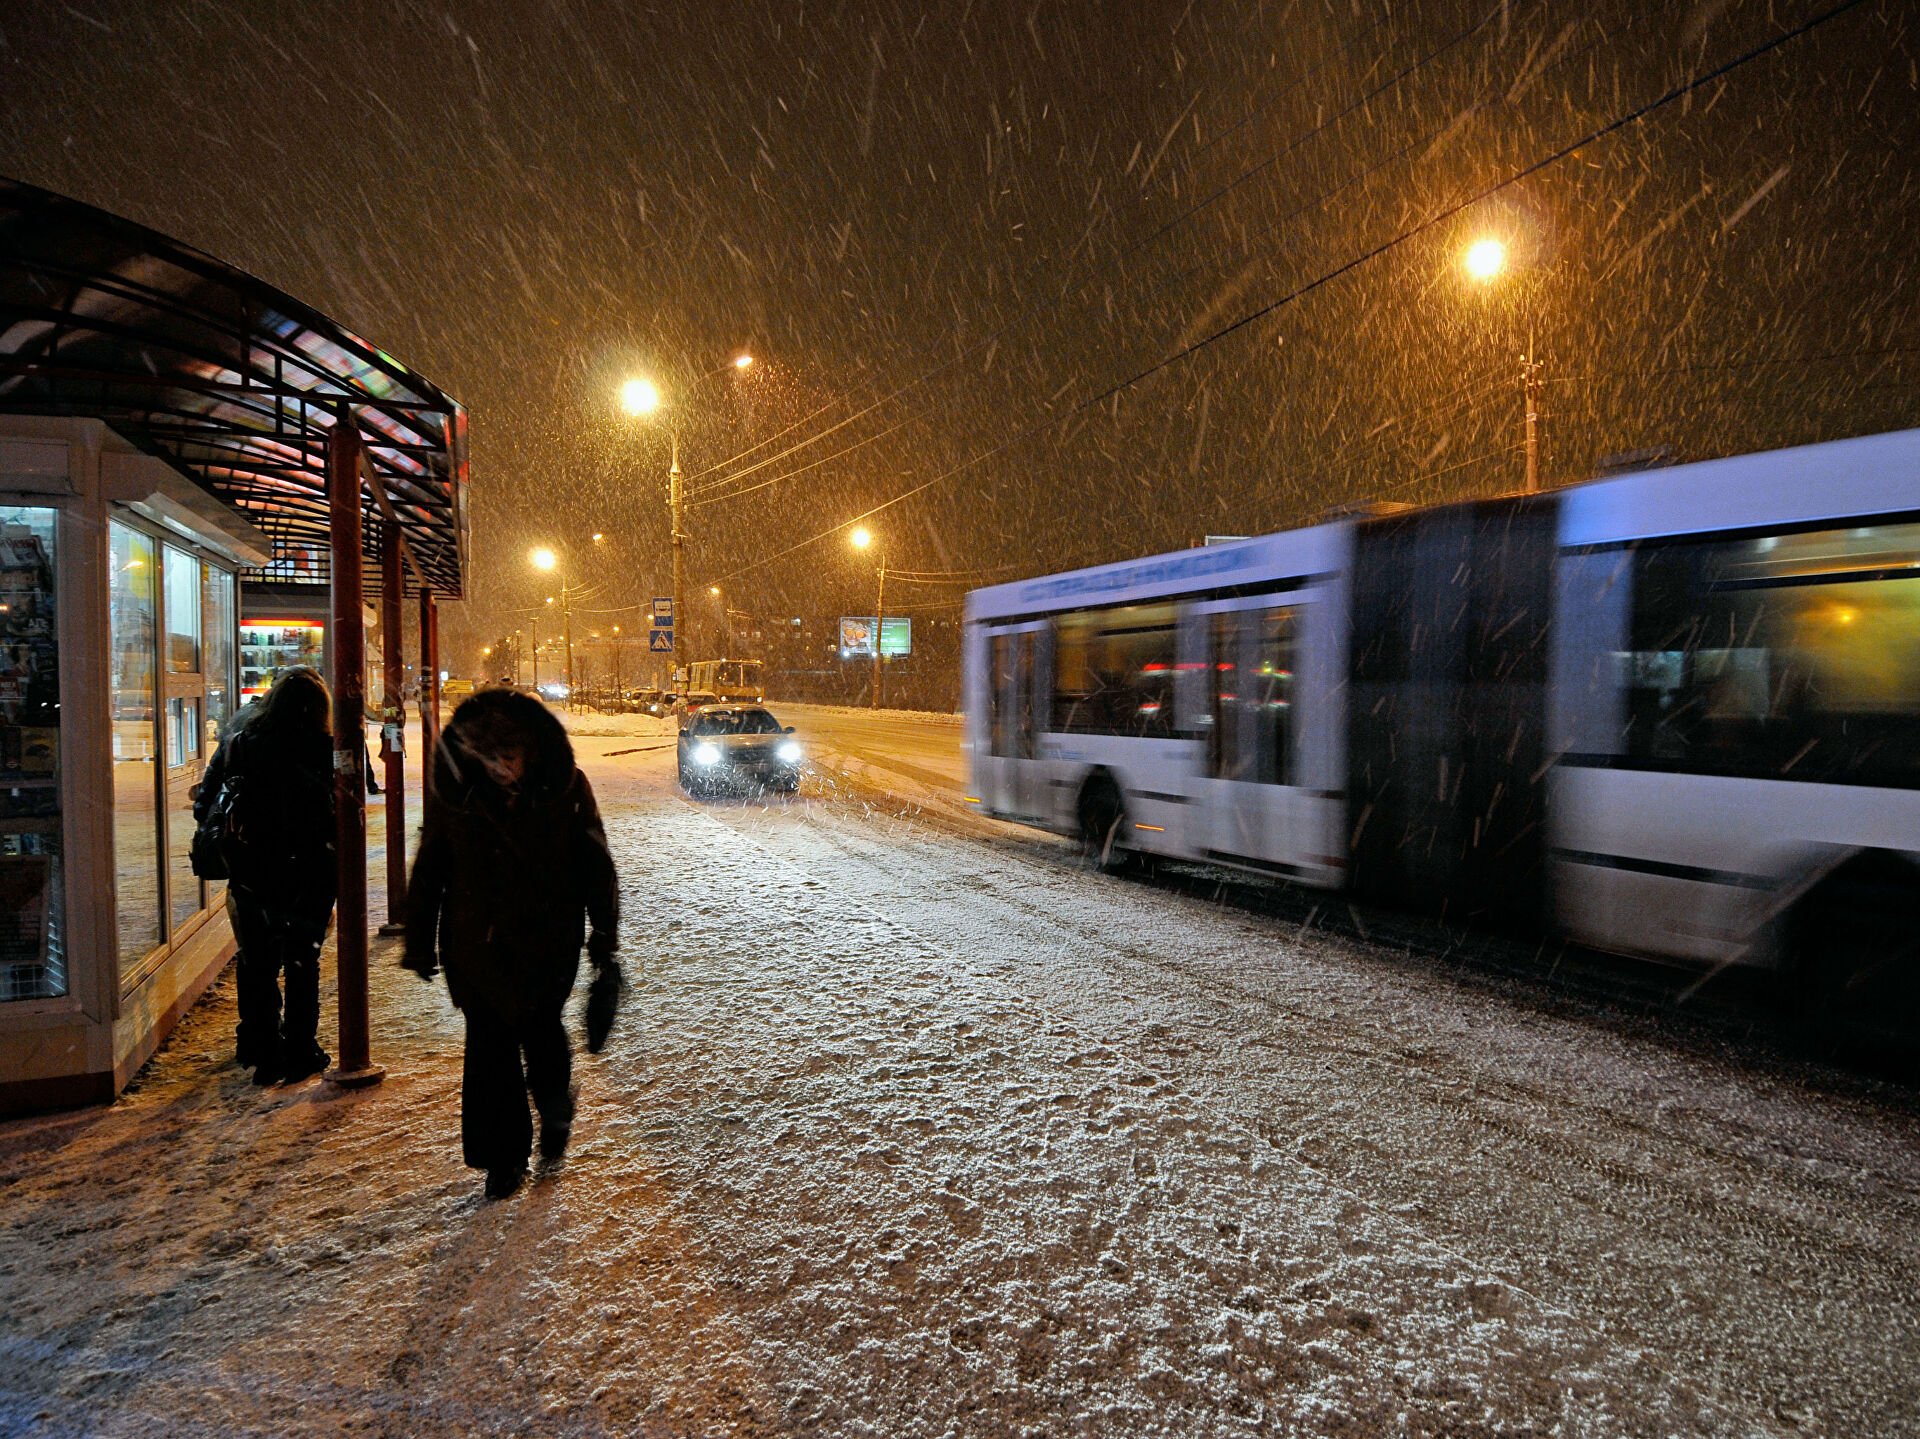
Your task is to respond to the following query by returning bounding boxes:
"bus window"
[990,632,1013,756]
[1621,521,1920,785]
[1213,606,1298,784]
[1051,602,1177,737]
[1254,606,1298,786]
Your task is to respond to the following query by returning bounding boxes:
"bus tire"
[1785,851,1920,1036]
[1078,774,1131,875]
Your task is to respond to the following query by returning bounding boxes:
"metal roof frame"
[0,178,468,596]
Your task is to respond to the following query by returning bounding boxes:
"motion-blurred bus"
[963,429,1920,1019]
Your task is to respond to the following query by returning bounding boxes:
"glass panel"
[164,547,201,675]
[1623,522,1920,785]
[0,506,65,1002]
[111,523,162,975]
[200,568,235,907]
[165,692,202,934]
[203,566,235,741]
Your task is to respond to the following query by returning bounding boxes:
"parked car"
[676,704,803,796]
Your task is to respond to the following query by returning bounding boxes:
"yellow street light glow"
[734,353,754,369]
[620,377,662,416]
[850,526,874,550]
[591,532,605,542]
[530,546,558,571]
[1464,237,1509,282]
[709,585,721,596]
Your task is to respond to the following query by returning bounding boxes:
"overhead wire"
[692,0,1646,518]
[683,0,1530,508]
[710,0,1871,587]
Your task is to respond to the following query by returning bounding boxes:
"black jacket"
[196,715,337,927]
[405,691,619,1021]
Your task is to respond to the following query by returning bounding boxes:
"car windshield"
[691,709,781,737]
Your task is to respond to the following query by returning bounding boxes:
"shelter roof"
[0,178,467,595]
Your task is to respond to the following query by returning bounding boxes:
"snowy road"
[2,706,1916,1437]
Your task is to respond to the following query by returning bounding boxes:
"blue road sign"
[649,628,674,652]
[651,597,674,621]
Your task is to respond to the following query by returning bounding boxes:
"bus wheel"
[1078,776,1131,875]
[1786,853,1920,1038]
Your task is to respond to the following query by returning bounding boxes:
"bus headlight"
[776,740,803,764]
[693,742,721,766]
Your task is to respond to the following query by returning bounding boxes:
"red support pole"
[327,416,383,1088]
[379,521,407,931]
[419,589,440,761]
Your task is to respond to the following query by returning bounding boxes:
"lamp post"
[620,353,752,671]
[1462,236,1544,494]
[850,526,886,710]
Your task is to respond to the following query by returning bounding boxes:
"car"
[676,704,803,796]
[624,687,666,716]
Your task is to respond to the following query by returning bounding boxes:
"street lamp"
[1460,235,1543,493]
[619,353,753,677]
[1463,237,1508,283]
[531,546,580,705]
[849,527,886,710]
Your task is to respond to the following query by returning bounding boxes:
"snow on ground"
[1,713,1916,1436]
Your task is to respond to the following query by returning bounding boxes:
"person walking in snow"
[195,666,338,1086]
[402,689,620,1200]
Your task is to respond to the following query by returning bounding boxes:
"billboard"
[838,615,911,657]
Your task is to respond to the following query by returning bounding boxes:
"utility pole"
[669,428,685,668]
[871,558,887,710]
[1522,337,1543,494]
[562,581,575,710]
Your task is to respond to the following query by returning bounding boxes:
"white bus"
[963,429,1920,1013]
[686,658,764,704]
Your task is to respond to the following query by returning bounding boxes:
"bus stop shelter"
[0,177,467,1113]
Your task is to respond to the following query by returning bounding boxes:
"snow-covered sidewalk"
[1,724,1912,1436]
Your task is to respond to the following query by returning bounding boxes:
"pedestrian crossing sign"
[649,628,674,652]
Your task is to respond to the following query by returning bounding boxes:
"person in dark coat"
[403,689,619,1200]
[194,667,337,1086]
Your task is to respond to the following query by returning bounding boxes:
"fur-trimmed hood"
[432,688,577,806]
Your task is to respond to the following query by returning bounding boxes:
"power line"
[711,0,1869,587]
[684,2,1530,508]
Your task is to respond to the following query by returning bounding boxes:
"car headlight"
[776,740,802,763]
[693,742,721,766]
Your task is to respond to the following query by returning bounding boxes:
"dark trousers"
[461,997,573,1172]
[227,890,325,1064]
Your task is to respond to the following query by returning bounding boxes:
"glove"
[400,947,438,982]
[587,933,617,971]
[585,957,623,1054]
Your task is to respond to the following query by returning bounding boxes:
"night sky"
[2,0,1915,664]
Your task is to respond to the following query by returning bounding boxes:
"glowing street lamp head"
[620,377,662,416]
[733,353,754,370]
[1464,237,1509,282]
[849,526,874,551]
[708,585,721,597]
[529,546,558,572]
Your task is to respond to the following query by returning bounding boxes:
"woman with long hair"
[195,666,338,1084]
